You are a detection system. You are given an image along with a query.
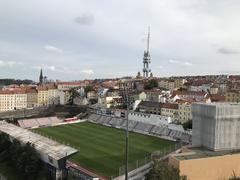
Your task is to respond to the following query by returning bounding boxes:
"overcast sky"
[0,0,240,81]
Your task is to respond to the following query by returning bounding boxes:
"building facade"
[0,89,28,112]
[192,103,240,151]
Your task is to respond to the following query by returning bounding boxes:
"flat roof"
[0,121,78,160]
[174,146,240,161]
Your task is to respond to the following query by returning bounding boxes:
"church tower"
[142,26,151,78]
[39,68,43,85]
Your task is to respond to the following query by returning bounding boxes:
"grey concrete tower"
[142,26,151,78]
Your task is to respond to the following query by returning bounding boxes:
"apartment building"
[26,88,38,108]
[0,89,27,112]
[158,79,175,90]
[48,85,60,105]
[177,100,192,123]
[161,103,179,121]
[225,90,240,102]
[37,85,59,106]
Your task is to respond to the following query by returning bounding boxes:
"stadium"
[0,112,190,179]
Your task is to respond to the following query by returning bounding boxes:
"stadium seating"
[18,120,25,128]
[36,118,51,126]
[19,119,39,128]
[180,133,191,143]
[18,116,62,129]
[108,117,124,127]
[88,114,101,122]
[102,116,112,125]
[50,116,62,124]
[87,113,192,143]
[134,122,153,133]
[121,120,138,130]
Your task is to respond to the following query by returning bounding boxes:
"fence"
[117,143,182,178]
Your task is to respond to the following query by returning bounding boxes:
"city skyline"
[0,0,240,81]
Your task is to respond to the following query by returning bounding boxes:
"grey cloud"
[74,13,95,25]
[218,48,239,55]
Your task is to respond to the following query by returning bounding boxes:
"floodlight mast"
[124,83,130,180]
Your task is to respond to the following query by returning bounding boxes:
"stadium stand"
[134,122,153,133]
[121,120,138,130]
[108,117,124,127]
[18,116,62,129]
[88,114,100,123]
[36,118,51,126]
[86,113,192,143]
[19,118,39,128]
[102,116,112,125]
[97,115,106,124]
[180,132,191,143]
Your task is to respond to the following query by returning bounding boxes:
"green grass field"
[33,122,175,177]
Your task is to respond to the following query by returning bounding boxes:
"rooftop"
[0,122,78,160]
[173,146,240,161]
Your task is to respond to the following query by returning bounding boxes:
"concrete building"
[192,103,240,151]
[169,102,240,180]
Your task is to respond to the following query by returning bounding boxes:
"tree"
[0,133,46,179]
[68,88,80,105]
[144,79,158,90]
[84,85,93,94]
[146,160,187,180]
[182,120,192,130]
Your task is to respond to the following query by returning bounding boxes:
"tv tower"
[142,26,151,78]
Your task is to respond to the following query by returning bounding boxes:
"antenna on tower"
[147,25,150,53]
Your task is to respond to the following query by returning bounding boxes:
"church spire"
[39,68,43,85]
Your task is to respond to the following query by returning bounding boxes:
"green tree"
[144,79,158,90]
[84,85,94,94]
[0,133,46,179]
[146,160,187,180]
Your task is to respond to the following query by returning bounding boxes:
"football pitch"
[34,122,176,177]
